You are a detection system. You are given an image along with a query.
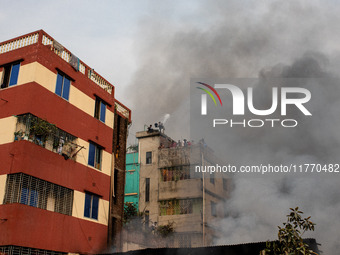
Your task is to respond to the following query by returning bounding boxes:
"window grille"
[160,165,191,182]
[3,173,73,216]
[0,246,66,255]
[159,199,193,216]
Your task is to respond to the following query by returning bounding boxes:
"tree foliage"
[123,202,142,224]
[261,207,318,255]
[155,221,175,238]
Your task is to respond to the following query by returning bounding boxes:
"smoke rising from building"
[123,1,340,253]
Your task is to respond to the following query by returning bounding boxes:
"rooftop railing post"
[37,30,44,46]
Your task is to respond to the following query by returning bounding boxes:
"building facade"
[124,150,140,209]
[0,30,130,254]
[135,130,231,249]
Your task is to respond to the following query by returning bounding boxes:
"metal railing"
[158,147,191,168]
[0,246,66,255]
[159,199,193,216]
[4,173,74,216]
[160,166,191,182]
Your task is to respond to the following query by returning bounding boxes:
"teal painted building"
[124,151,140,209]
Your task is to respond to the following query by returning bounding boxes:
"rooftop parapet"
[136,130,162,138]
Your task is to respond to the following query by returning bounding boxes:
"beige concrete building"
[136,129,231,248]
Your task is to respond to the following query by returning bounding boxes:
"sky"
[1,1,340,254]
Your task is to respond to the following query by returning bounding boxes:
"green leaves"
[156,221,174,238]
[30,117,57,137]
[261,207,318,255]
[123,202,143,224]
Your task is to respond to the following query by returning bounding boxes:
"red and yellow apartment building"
[0,30,131,254]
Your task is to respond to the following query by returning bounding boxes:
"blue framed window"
[88,142,102,170]
[94,97,106,123]
[84,192,99,220]
[20,187,38,207]
[55,72,71,100]
[0,62,20,89]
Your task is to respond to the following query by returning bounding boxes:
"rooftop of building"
[0,29,131,121]
[136,130,166,139]
[136,123,211,152]
[104,239,320,255]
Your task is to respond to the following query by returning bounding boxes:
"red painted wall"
[0,82,113,153]
[0,141,110,200]
[0,204,108,254]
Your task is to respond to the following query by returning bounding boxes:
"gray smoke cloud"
[124,0,340,141]
[123,1,340,253]
[206,56,340,254]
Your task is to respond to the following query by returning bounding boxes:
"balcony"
[159,179,203,200]
[14,114,79,160]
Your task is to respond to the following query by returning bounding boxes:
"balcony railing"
[115,100,131,120]
[160,165,191,182]
[41,34,86,75]
[158,147,191,168]
[159,198,202,216]
[0,32,39,54]
[14,114,79,160]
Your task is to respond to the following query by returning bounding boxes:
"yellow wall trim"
[72,190,109,226]
[0,174,7,205]
[0,116,17,145]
